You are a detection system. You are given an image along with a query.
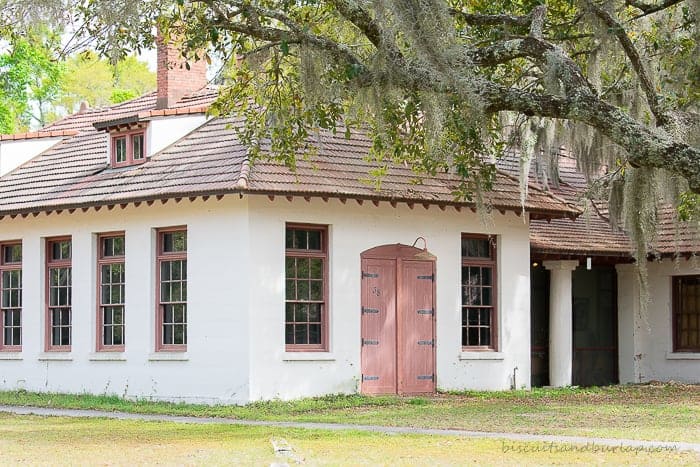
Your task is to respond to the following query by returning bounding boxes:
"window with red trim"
[285,224,328,351]
[97,234,125,351]
[156,228,187,351]
[0,242,22,351]
[673,275,700,352]
[111,130,146,167]
[46,237,72,351]
[461,235,498,350]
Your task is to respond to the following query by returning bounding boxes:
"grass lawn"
[0,383,698,444]
[1,413,698,466]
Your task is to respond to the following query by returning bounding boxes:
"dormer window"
[112,130,146,167]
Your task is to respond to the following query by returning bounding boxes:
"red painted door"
[398,260,435,393]
[360,258,397,394]
[361,245,436,395]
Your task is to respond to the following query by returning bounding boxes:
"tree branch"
[448,8,532,27]
[529,5,547,39]
[479,83,700,192]
[584,0,668,126]
[625,0,683,17]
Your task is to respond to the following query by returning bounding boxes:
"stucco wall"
[246,197,532,401]
[0,138,63,176]
[1,194,534,403]
[617,260,700,384]
[0,197,251,404]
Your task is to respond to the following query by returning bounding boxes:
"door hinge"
[416,309,434,315]
[417,340,434,346]
[362,307,380,314]
[362,271,379,279]
[417,274,434,281]
[362,339,379,346]
[362,375,379,381]
[417,374,435,381]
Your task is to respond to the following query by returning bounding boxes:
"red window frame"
[96,233,126,352]
[111,129,147,168]
[156,227,187,352]
[0,241,22,352]
[672,275,700,352]
[284,223,329,352]
[461,234,498,351]
[46,237,72,352]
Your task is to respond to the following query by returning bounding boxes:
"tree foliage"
[3,1,700,228]
[59,52,156,113]
[0,30,63,132]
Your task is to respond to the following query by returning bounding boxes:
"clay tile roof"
[0,130,78,141]
[0,104,578,218]
[40,86,219,133]
[497,151,700,257]
[530,208,634,257]
[243,128,577,217]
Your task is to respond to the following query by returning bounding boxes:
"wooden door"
[361,244,437,395]
[398,260,435,393]
[360,258,397,394]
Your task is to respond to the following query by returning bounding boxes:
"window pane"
[285,228,323,251]
[468,327,478,345]
[50,240,71,261]
[285,258,295,278]
[132,134,144,160]
[307,231,321,250]
[482,267,492,286]
[285,229,294,249]
[113,323,123,345]
[482,287,492,306]
[462,237,491,258]
[310,281,323,301]
[2,244,21,264]
[309,259,323,279]
[308,324,321,344]
[294,324,308,344]
[285,280,296,300]
[162,231,187,253]
[297,280,309,301]
[297,258,309,278]
[12,310,20,326]
[115,137,127,162]
[480,327,491,346]
[104,327,113,346]
[293,230,306,249]
[676,276,700,350]
[295,304,308,322]
[308,303,321,322]
[102,236,125,257]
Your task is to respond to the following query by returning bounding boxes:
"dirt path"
[2,404,698,454]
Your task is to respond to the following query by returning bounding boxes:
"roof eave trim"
[93,115,141,131]
[0,188,579,220]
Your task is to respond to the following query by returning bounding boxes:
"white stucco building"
[0,43,697,404]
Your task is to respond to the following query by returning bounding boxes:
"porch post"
[543,260,579,387]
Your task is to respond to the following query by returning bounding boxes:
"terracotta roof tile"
[0,130,78,141]
[0,109,577,218]
[500,150,700,257]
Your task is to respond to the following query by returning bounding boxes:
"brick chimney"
[156,34,208,109]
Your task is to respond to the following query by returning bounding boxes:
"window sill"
[148,352,188,362]
[89,352,126,362]
[459,351,504,361]
[0,352,22,360]
[282,352,336,362]
[666,352,700,360]
[38,353,72,361]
